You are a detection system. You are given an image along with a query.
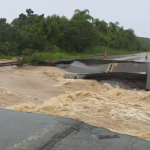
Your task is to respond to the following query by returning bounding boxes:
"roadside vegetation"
[0,9,149,62]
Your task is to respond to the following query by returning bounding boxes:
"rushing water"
[1,65,149,141]
[1,53,150,141]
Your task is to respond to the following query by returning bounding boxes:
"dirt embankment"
[0,65,150,141]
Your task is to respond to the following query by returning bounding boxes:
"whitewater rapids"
[0,66,150,140]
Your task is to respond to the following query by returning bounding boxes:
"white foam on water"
[2,65,150,141]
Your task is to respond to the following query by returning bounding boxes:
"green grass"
[84,46,143,56]
[0,46,145,62]
[36,52,74,60]
[0,54,12,59]
[34,46,143,61]
[35,52,98,61]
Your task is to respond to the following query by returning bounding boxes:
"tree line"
[0,9,148,56]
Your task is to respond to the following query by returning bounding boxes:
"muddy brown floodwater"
[1,65,150,141]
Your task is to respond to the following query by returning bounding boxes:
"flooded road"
[10,67,150,141]
[1,53,150,149]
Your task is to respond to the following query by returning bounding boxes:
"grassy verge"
[84,46,143,56]
[33,46,143,61]
[0,54,12,59]
[0,46,145,62]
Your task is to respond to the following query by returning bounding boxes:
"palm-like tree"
[74,9,89,15]
[26,9,34,16]
[72,9,93,22]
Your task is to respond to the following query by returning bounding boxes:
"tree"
[0,8,147,57]
[26,9,34,16]
[72,9,93,22]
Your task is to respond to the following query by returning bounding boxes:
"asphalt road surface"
[1,108,150,150]
[1,53,150,150]
[63,61,109,73]
[60,52,150,74]
[92,52,150,62]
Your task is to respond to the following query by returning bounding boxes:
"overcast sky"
[0,0,149,37]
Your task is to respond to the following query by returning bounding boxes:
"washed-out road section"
[1,53,150,150]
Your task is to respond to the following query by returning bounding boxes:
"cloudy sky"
[0,0,149,37]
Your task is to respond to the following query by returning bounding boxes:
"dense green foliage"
[138,37,150,51]
[0,9,148,57]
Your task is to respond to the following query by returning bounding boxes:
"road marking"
[106,64,111,73]
[106,63,115,73]
[106,53,150,72]
[110,63,115,72]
